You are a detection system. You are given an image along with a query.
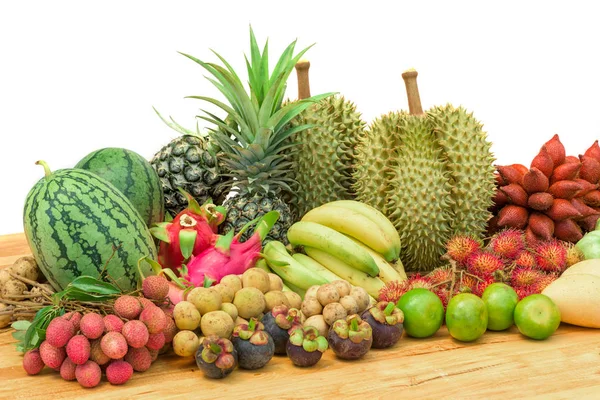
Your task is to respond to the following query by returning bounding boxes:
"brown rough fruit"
[579,155,600,184]
[544,134,566,167]
[573,179,598,197]
[528,212,555,240]
[522,167,549,194]
[497,205,529,229]
[579,213,600,232]
[500,183,528,207]
[511,164,529,176]
[564,156,580,164]
[494,172,506,187]
[496,165,526,185]
[531,146,554,178]
[584,140,600,163]
[554,219,583,242]
[525,226,542,246]
[544,199,583,221]
[547,180,583,200]
[550,162,581,184]
[492,189,509,207]
[583,190,600,207]
[528,192,554,211]
[570,198,600,219]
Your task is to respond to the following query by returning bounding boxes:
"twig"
[98,244,122,279]
[8,272,54,293]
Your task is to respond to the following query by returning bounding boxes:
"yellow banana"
[346,236,408,282]
[263,241,328,290]
[304,247,385,298]
[320,200,401,260]
[302,204,399,262]
[292,253,343,283]
[287,221,379,277]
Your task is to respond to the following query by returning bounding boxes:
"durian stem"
[401,69,423,115]
[295,59,311,99]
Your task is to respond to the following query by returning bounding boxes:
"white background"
[1,1,599,235]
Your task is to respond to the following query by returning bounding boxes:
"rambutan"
[488,229,526,259]
[472,277,495,297]
[407,274,433,291]
[466,251,505,279]
[514,285,537,300]
[378,280,408,303]
[510,267,545,288]
[433,287,451,310]
[515,250,536,269]
[565,243,585,267]
[534,240,568,272]
[534,273,559,293]
[427,266,454,285]
[456,274,479,294]
[445,235,481,264]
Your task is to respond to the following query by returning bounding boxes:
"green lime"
[446,293,488,342]
[482,283,519,331]
[514,294,561,340]
[396,288,444,338]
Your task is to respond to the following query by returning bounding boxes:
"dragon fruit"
[150,190,226,272]
[183,211,280,287]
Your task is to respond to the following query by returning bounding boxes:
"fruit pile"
[491,135,600,243]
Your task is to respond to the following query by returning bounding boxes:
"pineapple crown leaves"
[152,107,206,138]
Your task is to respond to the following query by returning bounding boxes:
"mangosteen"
[286,326,328,367]
[327,314,372,360]
[361,301,404,349]
[231,318,275,370]
[195,335,238,379]
[261,305,302,355]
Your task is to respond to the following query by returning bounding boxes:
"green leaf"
[61,288,118,302]
[11,320,31,331]
[12,330,26,341]
[68,276,120,295]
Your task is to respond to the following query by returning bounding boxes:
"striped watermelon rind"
[23,166,158,292]
[75,147,164,227]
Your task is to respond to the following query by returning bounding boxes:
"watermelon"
[23,161,158,292]
[75,148,164,226]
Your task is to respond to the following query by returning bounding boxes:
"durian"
[387,114,453,271]
[289,61,367,217]
[353,112,405,215]
[428,104,496,237]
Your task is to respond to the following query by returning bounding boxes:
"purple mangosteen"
[231,318,275,370]
[327,314,372,360]
[261,305,302,355]
[195,335,238,379]
[361,301,404,349]
[286,326,328,367]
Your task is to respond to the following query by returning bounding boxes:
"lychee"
[22,349,45,375]
[148,348,160,362]
[90,339,111,366]
[59,357,77,381]
[80,313,105,339]
[113,295,143,319]
[124,346,152,372]
[146,332,166,351]
[75,360,102,388]
[142,275,170,300]
[66,335,91,365]
[106,360,133,385]
[62,311,82,331]
[138,297,156,310]
[100,332,128,360]
[515,250,537,269]
[535,240,568,272]
[45,317,75,347]
[466,251,505,279]
[489,229,526,259]
[139,306,167,334]
[121,320,149,348]
[162,317,177,343]
[39,340,66,370]
[103,314,124,333]
[446,235,481,264]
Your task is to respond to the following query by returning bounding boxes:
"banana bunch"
[262,201,406,299]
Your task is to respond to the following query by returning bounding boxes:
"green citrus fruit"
[514,294,561,340]
[396,288,444,338]
[482,283,519,331]
[446,293,488,342]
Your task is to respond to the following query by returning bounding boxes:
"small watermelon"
[75,148,164,226]
[23,161,158,292]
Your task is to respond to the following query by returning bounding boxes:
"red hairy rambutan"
[378,280,408,303]
[488,229,526,259]
[510,267,545,288]
[427,266,454,285]
[466,251,505,279]
[407,274,433,291]
[534,240,568,272]
[472,277,496,297]
[515,250,536,269]
[445,235,481,264]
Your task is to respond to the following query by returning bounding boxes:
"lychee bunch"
[22,275,176,388]
[490,135,600,243]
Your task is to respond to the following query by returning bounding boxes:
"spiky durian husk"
[290,96,366,217]
[387,115,453,272]
[427,104,496,237]
[352,112,406,215]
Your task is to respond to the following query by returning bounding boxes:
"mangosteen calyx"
[233,318,268,343]
[361,301,404,349]
[327,314,373,360]
[195,335,238,379]
[232,318,275,370]
[367,301,404,326]
[288,326,328,353]
[262,305,303,355]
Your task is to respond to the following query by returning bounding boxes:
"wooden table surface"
[1,233,599,400]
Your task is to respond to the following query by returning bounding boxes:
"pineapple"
[180,28,332,242]
[150,111,231,217]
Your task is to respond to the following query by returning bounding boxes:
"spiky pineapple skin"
[353,112,406,215]
[290,96,366,217]
[427,105,496,237]
[387,115,453,272]
[220,193,293,244]
[150,135,230,217]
